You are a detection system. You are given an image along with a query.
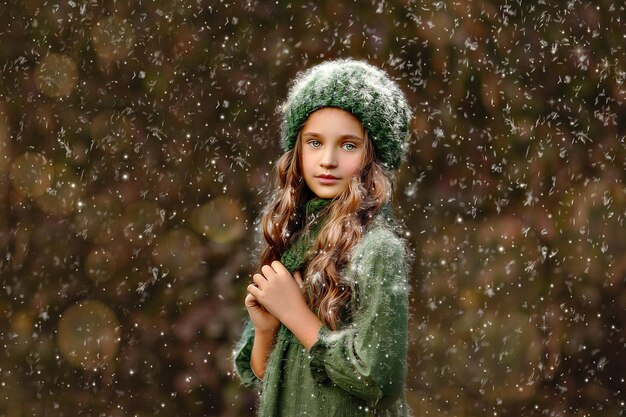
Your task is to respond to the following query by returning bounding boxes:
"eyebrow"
[301,132,364,142]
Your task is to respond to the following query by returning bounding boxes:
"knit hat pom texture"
[280,59,412,170]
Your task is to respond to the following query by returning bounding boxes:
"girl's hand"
[247,261,309,325]
[245,292,280,334]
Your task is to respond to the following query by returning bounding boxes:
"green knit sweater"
[233,199,411,417]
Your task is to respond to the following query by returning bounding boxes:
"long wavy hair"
[256,128,393,330]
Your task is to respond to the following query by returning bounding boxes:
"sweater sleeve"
[232,318,263,391]
[308,227,409,410]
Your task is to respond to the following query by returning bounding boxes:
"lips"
[315,174,340,185]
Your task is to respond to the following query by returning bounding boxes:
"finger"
[247,284,262,300]
[261,264,278,279]
[245,293,258,308]
[271,260,289,275]
[293,270,304,288]
[252,273,267,288]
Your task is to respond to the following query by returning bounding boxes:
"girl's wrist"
[282,307,322,350]
[254,327,279,341]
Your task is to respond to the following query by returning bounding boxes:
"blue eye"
[343,143,357,151]
[308,140,321,148]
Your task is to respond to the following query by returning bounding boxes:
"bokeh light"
[34,163,85,216]
[89,110,136,155]
[191,197,246,244]
[73,193,122,244]
[120,201,164,246]
[9,310,35,354]
[57,300,120,369]
[153,229,204,279]
[90,16,135,63]
[9,152,54,197]
[85,247,117,285]
[34,53,79,98]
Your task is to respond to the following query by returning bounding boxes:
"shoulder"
[349,213,410,275]
[356,214,407,257]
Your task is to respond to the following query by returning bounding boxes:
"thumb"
[293,270,304,289]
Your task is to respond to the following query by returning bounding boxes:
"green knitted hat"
[280,59,412,170]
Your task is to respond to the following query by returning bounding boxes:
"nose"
[319,148,338,168]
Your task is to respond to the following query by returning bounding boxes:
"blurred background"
[1,0,625,416]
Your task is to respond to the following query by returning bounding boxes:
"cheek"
[300,150,313,174]
[344,153,364,177]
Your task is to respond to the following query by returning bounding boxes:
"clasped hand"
[247,261,307,326]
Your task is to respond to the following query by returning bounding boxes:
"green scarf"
[279,198,332,274]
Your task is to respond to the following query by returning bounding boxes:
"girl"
[233,59,412,417]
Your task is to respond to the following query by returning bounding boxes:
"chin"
[313,189,340,199]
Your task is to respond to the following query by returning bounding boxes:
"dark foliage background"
[1,1,625,416]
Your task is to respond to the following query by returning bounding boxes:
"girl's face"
[299,107,366,199]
